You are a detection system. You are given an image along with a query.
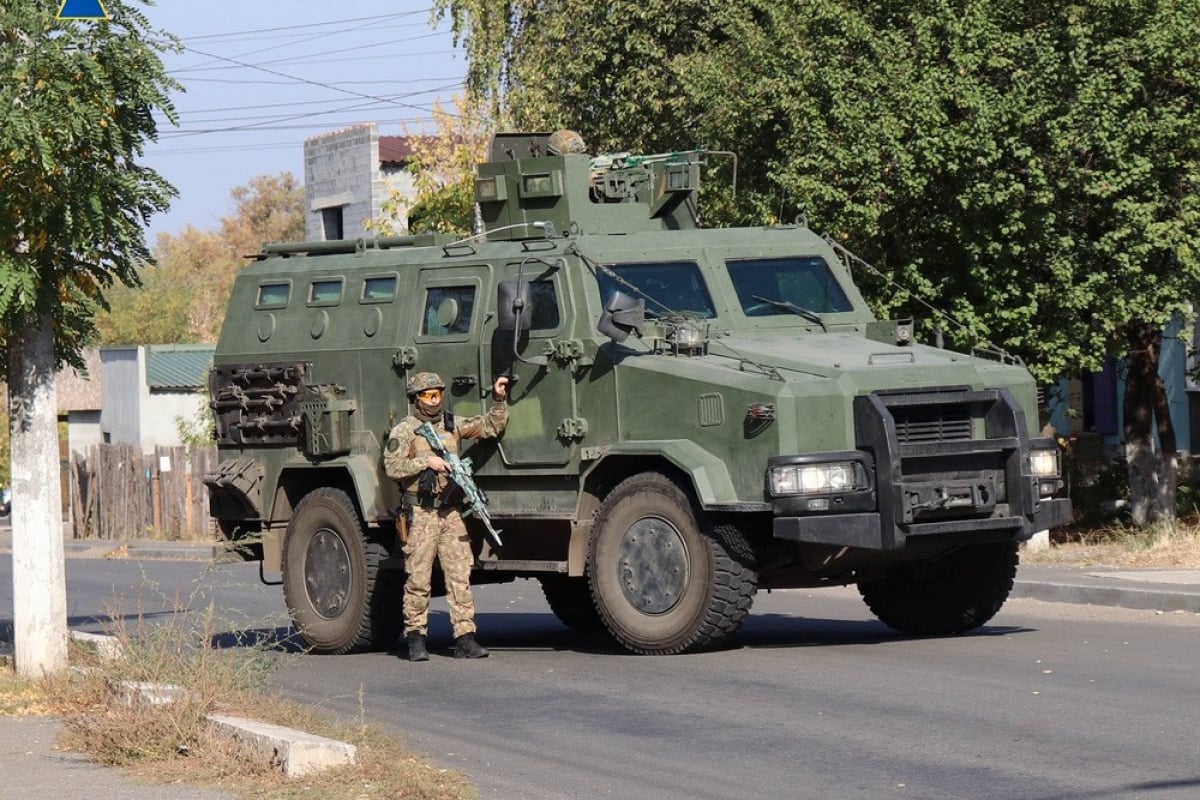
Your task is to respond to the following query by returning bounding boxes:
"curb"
[75,632,356,778]
[0,531,226,562]
[63,540,229,562]
[1012,573,1200,613]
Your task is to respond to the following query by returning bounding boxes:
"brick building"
[303,123,420,240]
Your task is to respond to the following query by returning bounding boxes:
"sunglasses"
[415,389,443,401]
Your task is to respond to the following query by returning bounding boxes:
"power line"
[173,41,454,75]
[178,43,460,127]
[158,116,441,136]
[155,83,461,131]
[167,83,463,116]
[179,9,433,43]
[172,22,449,74]
[177,75,463,87]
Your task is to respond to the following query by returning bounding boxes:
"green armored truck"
[205,131,1070,655]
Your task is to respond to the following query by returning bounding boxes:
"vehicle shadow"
[737,613,1031,649]
[209,626,310,653]
[410,610,1035,655]
[199,611,1033,658]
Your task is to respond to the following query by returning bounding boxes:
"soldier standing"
[384,371,510,661]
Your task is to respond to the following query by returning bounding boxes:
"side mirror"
[597,291,646,343]
[497,280,533,332]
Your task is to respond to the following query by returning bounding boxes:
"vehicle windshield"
[596,260,717,319]
[727,256,854,317]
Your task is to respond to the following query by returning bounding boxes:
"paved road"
[275,583,1200,800]
[4,555,1198,800]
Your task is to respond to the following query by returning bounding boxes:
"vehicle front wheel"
[588,473,757,655]
[857,541,1019,636]
[539,574,606,635]
[282,488,401,654]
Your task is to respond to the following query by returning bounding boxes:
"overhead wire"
[160,43,461,138]
[180,9,433,43]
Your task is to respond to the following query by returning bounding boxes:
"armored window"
[422,285,476,335]
[596,260,716,319]
[256,281,291,309]
[308,279,343,306]
[529,279,561,330]
[361,275,397,303]
[727,256,854,317]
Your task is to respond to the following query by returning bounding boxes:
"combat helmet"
[406,372,445,396]
[547,129,587,156]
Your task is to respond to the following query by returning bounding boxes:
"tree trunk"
[1122,321,1178,526]
[8,309,68,676]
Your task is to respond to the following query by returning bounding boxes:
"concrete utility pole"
[9,314,68,676]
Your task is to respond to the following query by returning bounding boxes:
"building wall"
[100,346,144,447]
[304,123,380,240]
[1045,314,1192,458]
[67,410,103,456]
[142,392,206,451]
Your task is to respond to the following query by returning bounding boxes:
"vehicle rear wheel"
[539,574,606,634]
[857,541,1019,636]
[282,488,402,654]
[588,473,757,655]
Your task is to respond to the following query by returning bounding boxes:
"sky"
[138,1,468,240]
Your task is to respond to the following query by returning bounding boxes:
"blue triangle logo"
[58,0,108,19]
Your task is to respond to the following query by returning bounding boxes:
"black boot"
[406,632,429,662]
[453,633,489,659]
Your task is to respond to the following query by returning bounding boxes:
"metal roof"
[145,345,214,390]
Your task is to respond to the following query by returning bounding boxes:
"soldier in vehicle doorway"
[384,371,510,661]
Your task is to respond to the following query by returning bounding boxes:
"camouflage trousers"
[402,506,477,638]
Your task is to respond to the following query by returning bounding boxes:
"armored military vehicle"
[206,131,1070,656]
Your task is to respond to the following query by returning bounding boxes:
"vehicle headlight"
[1029,446,1062,498]
[1029,448,1060,478]
[769,461,866,497]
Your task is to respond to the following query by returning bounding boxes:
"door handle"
[452,375,478,389]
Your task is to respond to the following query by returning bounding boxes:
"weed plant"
[2,566,477,800]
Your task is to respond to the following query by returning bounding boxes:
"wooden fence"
[70,444,218,541]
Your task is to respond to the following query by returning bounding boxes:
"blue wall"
[1046,316,1190,453]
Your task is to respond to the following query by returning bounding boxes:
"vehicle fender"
[272,453,390,526]
[588,439,744,508]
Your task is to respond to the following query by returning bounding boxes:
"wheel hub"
[305,528,351,619]
[616,516,689,614]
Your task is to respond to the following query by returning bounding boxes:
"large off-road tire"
[282,488,402,654]
[857,541,1020,636]
[539,574,606,634]
[588,473,757,655]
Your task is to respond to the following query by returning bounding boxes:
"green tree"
[0,1,179,675]
[440,0,1200,524]
[435,0,710,155]
[97,172,305,344]
[367,96,492,237]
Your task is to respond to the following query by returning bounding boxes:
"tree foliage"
[0,0,180,374]
[96,172,305,343]
[1,0,180,676]
[440,0,1200,522]
[438,0,1200,378]
[368,95,492,237]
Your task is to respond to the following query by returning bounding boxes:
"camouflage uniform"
[384,397,508,639]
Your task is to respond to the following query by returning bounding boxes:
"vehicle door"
[412,265,491,417]
[486,259,577,467]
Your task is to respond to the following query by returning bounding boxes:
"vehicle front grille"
[891,404,973,443]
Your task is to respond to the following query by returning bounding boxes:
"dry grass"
[1025,517,1200,568]
[0,577,477,800]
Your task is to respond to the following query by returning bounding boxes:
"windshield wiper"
[750,295,827,328]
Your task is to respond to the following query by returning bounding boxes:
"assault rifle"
[415,422,503,549]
